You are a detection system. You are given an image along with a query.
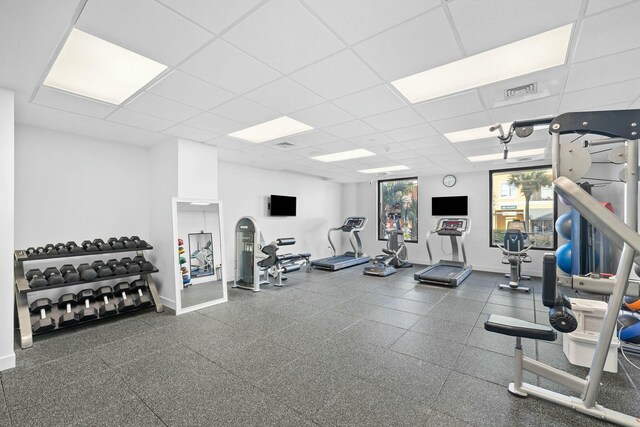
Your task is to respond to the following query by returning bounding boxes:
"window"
[490,166,556,250]
[378,177,418,242]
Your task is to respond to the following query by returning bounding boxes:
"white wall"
[218,161,343,277]
[0,88,15,370]
[14,125,151,246]
[177,139,218,200]
[351,171,552,277]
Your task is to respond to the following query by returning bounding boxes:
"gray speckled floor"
[3,267,640,426]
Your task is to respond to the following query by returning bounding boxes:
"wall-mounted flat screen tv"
[270,195,297,216]
[432,196,468,216]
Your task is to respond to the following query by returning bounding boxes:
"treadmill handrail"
[425,230,434,265]
[553,176,640,254]
[327,226,342,257]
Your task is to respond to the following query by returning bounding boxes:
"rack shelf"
[14,242,163,349]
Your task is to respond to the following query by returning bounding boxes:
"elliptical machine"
[497,220,533,292]
[364,214,412,277]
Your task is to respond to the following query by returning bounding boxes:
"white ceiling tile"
[478,66,568,109]
[448,0,581,55]
[488,96,559,123]
[574,1,640,63]
[353,8,462,81]
[33,86,116,119]
[184,112,246,134]
[381,151,423,161]
[385,123,438,142]
[415,144,459,156]
[288,145,331,158]
[76,0,212,66]
[162,124,218,142]
[289,102,354,128]
[245,77,324,114]
[179,39,281,94]
[156,0,263,34]
[414,91,484,122]
[107,108,175,132]
[210,97,281,125]
[565,48,640,93]
[430,111,492,134]
[207,135,253,151]
[333,85,407,118]
[0,0,81,94]
[283,130,338,146]
[289,50,382,100]
[301,0,439,45]
[585,0,635,16]
[363,107,424,132]
[366,143,412,155]
[323,119,378,139]
[223,0,344,74]
[559,79,640,112]
[148,71,235,110]
[316,140,360,153]
[125,92,201,122]
[453,138,503,155]
[401,135,450,150]
[349,133,395,147]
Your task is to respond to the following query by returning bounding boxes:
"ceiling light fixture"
[358,165,410,174]
[311,149,375,162]
[228,116,313,143]
[467,148,546,163]
[43,28,167,105]
[190,202,212,206]
[391,24,573,103]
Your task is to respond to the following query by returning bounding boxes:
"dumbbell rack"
[14,246,164,349]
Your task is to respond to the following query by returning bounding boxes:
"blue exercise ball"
[555,212,572,240]
[556,242,572,274]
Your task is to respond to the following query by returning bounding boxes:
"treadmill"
[414,217,472,287]
[311,217,370,271]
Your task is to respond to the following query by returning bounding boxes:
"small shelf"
[15,245,154,262]
[18,269,160,293]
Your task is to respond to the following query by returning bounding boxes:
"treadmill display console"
[342,217,366,230]
[437,218,468,233]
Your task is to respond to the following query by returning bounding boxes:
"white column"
[0,87,16,371]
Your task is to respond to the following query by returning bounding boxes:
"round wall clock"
[443,174,456,187]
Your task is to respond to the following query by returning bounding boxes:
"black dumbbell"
[107,237,125,250]
[96,286,118,317]
[60,264,81,283]
[57,294,79,327]
[35,247,47,257]
[132,256,154,272]
[77,289,98,321]
[81,240,99,252]
[54,242,69,255]
[105,259,127,276]
[93,238,112,252]
[26,247,37,258]
[30,298,55,333]
[25,269,47,288]
[130,280,152,308]
[77,263,98,281]
[66,241,85,254]
[91,260,113,278]
[43,267,65,285]
[114,282,137,312]
[119,237,138,249]
[44,244,57,256]
[130,236,148,248]
[120,257,141,274]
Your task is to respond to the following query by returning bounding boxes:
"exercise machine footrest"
[484,314,557,341]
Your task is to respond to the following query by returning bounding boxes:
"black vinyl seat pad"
[484,314,557,342]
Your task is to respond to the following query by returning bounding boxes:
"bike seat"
[484,314,557,341]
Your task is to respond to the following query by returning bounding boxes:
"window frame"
[489,165,557,251]
[377,176,419,243]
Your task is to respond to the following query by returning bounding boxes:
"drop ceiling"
[2,0,640,183]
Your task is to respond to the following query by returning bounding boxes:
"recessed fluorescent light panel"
[311,149,375,162]
[467,148,546,162]
[190,202,212,206]
[228,116,313,143]
[392,24,573,103]
[358,165,410,174]
[43,28,167,105]
[445,122,512,143]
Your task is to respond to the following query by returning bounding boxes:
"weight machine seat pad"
[282,264,301,273]
[298,253,311,258]
[484,314,557,342]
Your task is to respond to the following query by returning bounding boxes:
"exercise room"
[2,1,640,426]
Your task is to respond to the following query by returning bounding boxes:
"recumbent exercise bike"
[258,238,310,286]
